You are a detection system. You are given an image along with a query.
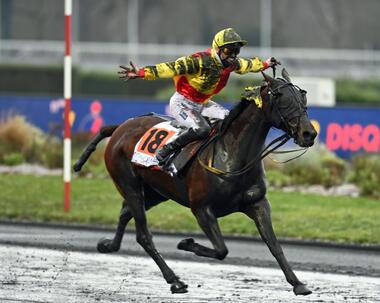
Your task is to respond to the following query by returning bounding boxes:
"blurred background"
[1,0,380,76]
[0,0,379,233]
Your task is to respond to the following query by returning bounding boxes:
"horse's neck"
[218,103,270,167]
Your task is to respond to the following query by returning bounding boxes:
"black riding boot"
[156,128,200,164]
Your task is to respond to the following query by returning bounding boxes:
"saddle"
[131,116,220,176]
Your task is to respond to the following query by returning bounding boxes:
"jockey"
[119,28,280,164]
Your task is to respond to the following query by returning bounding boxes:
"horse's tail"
[73,124,119,172]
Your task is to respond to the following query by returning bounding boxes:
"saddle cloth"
[131,121,206,175]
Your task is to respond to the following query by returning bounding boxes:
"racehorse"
[74,69,317,295]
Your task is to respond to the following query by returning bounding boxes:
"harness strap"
[268,148,308,164]
[206,156,226,175]
[197,73,309,177]
[198,134,291,177]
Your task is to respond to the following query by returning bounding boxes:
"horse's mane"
[219,99,250,134]
[219,83,269,135]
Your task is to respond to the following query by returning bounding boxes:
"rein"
[197,70,309,177]
[197,133,291,177]
[268,147,308,164]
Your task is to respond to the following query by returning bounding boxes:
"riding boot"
[156,128,200,164]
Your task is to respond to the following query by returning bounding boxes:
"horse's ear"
[281,68,291,82]
[261,71,275,84]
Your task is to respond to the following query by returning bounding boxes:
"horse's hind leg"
[120,181,188,294]
[97,200,132,253]
[243,197,312,296]
[178,206,228,260]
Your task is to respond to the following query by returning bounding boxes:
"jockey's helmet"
[212,28,247,50]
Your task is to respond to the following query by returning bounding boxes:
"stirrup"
[156,146,174,164]
[156,151,177,176]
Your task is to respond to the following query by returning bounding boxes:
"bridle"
[197,78,309,177]
[267,80,307,141]
[266,80,309,163]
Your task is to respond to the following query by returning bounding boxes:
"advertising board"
[0,96,379,158]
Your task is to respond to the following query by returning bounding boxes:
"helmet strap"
[217,49,227,65]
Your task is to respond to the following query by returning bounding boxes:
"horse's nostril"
[302,130,316,141]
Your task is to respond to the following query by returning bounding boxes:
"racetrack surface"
[0,221,379,278]
[1,245,379,303]
[0,222,380,302]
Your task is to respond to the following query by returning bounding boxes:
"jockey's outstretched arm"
[119,56,200,81]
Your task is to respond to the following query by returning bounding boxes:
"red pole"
[64,0,72,212]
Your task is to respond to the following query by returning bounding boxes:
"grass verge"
[0,174,379,244]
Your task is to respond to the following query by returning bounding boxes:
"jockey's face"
[219,43,241,67]
[220,43,240,58]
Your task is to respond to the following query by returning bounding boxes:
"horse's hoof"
[97,238,118,253]
[170,280,188,294]
[177,238,194,251]
[293,284,312,296]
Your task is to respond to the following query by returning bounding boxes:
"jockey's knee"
[221,109,229,119]
[193,124,211,138]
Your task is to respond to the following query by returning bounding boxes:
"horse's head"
[261,69,317,147]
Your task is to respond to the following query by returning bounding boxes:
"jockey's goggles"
[221,43,241,56]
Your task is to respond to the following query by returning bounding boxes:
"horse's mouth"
[297,138,315,148]
[295,127,317,148]
[293,134,316,147]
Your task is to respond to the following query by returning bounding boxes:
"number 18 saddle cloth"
[131,120,210,176]
[131,121,182,169]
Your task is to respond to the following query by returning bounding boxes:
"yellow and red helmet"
[212,28,247,49]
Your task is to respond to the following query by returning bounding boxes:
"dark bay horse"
[74,69,317,295]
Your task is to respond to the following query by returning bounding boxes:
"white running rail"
[1,40,380,78]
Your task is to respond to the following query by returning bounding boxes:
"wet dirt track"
[1,245,379,303]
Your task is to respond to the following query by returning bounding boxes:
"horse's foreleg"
[126,185,188,294]
[243,198,312,296]
[178,207,228,260]
[98,200,132,253]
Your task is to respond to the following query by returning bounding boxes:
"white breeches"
[169,92,229,131]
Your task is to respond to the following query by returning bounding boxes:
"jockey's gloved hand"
[264,57,281,69]
[118,61,142,81]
